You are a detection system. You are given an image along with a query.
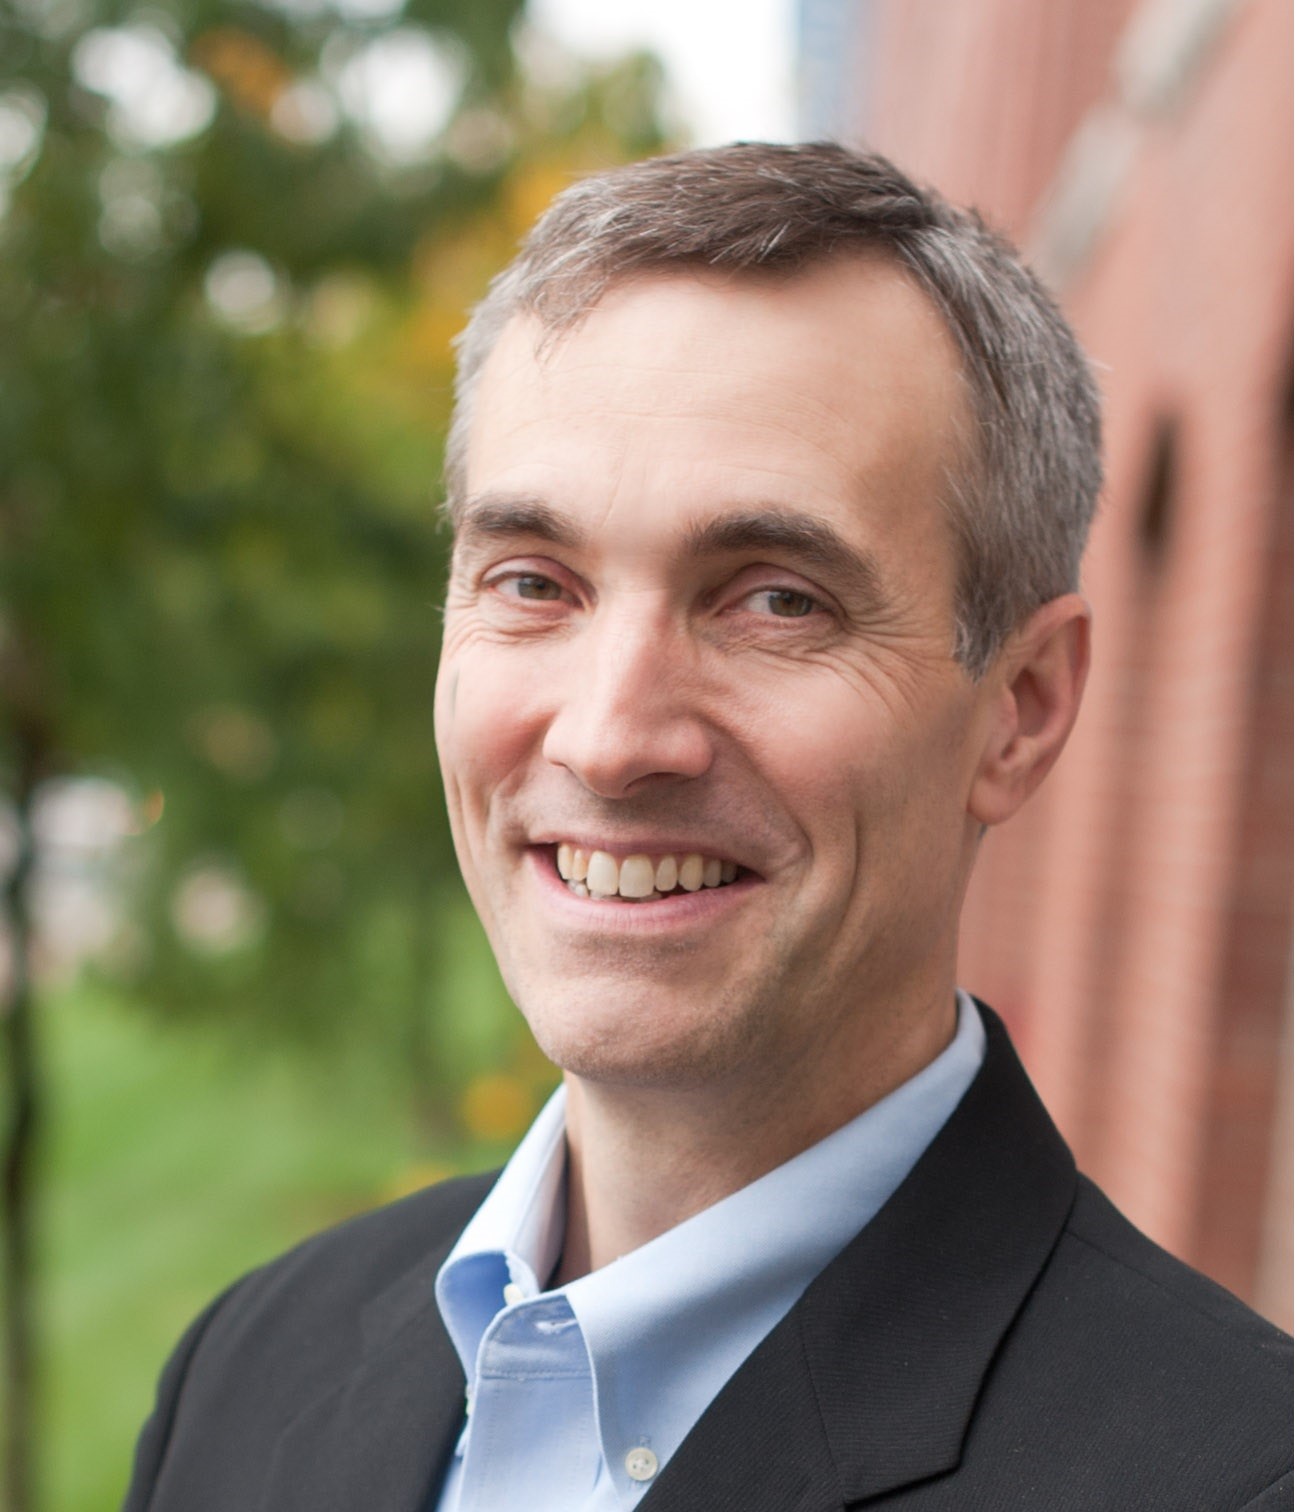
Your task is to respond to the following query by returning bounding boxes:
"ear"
[967,593,1091,828]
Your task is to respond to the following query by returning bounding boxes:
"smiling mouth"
[555,843,744,901]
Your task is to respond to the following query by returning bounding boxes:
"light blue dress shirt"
[434,992,985,1511]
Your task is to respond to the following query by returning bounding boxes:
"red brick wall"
[856,0,1292,1324]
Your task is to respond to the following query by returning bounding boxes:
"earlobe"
[967,594,1091,828]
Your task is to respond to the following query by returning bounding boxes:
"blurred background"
[0,0,1289,1507]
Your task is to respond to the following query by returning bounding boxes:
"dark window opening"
[1137,414,1180,562]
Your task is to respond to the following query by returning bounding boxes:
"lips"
[556,843,741,900]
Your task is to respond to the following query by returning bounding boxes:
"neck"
[551,984,957,1285]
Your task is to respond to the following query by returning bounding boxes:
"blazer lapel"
[639,1316,845,1512]
[259,1194,484,1512]
[643,1006,1077,1511]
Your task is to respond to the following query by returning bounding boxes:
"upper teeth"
[557,844,739,899]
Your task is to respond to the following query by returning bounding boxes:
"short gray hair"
[445,141,1101,674]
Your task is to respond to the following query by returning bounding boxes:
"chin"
[516,982,765,1091]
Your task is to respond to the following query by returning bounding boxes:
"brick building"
[799,0,1292,1324]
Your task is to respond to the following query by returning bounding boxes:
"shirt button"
[502,1282,525,1305]
[624,1447,659,1482]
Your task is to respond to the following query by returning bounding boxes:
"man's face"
[436,260,1002,1103]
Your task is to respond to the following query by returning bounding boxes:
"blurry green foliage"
[0,0,668,1121]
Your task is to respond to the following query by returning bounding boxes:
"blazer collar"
[643,1004,1077,1510]
[259,1174,493,1512]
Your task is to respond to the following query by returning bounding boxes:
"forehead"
[460,259,971,565]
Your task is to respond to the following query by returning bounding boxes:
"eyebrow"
[454,493,584,550]
[455,493,885,600]
[688,508,885,599]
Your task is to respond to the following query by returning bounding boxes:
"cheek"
[744,675,971,879]
[432,657,467,791]
[734,707,875,884]
[434,644,547,807]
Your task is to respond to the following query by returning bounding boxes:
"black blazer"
[123,1007,1292,1511]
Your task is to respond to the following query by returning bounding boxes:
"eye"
[742,587,818,619]
[495,572,565,602]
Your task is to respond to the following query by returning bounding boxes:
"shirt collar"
[435,1084,568,1375]
[437,991,985,1489]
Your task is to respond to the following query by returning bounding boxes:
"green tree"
[0,1,666,1502]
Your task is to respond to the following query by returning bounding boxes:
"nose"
[540,609,714,798]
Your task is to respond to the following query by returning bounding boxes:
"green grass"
[27,974,527,1512]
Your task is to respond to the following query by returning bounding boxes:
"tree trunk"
[3,766,41,1512]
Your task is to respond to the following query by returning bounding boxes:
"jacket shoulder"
[172,1168,498,1388]
[221,1168,498,1319]
[956,1174,1293,1509]
[122,1170,495,1511]
[1062,1175,1291,1365]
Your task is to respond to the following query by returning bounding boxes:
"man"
[124,144,1290,1511]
